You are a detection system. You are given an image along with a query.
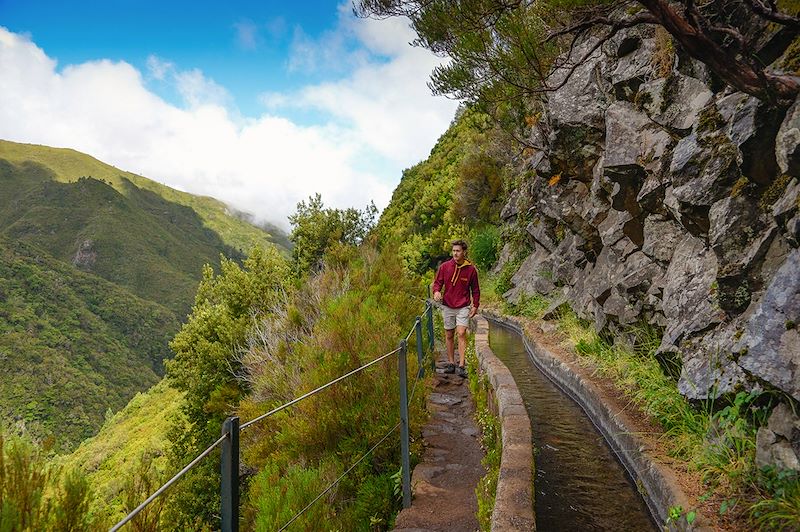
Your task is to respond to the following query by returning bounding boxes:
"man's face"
[452,245,465,263]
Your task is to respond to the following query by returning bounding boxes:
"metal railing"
[111,299,436,532]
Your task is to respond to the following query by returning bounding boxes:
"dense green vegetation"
[237,246,427,529]
[375,108,508,274]
[1,433,102,530]
[0,238,178,451]
[0,140,287,453]
[57,379,184,525]
[148,227,427,529]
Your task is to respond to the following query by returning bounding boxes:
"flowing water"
[488,322,657,531]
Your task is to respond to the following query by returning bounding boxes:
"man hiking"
[433,239,480,378]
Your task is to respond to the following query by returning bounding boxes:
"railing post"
[221,416,240,532]
[398,339,412,508]
[426,302,435,352]
[415,317,424,378]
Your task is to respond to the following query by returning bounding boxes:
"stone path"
[393,350,485,532]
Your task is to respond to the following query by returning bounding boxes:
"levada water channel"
[488,321,657,531]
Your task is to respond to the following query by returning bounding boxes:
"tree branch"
[743,0,800,29]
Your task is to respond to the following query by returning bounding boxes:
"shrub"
[236,246,428,529]
[0,433,98,531]
[469,226,501,272]
[494,257,522,296]
[249,463,333,530]
[352,473,399,529]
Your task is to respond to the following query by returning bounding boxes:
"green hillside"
[0,238,179,451]
[0,159,236,314]
[57,379,185,522]
[0,140,289,451]
[376,108,508,273]
[0,139,290,254]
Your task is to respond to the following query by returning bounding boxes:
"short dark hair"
[451,239,468,251]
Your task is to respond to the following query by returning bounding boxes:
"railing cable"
[110,433,228,532]
[404,322,416,342]
[240,346,401,431]
[278,421,401,531]
[408,368,422,403]
[111,296,434,531]
[405,301,432,342]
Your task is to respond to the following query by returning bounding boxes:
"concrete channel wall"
[472,315,536,531]
[483,312,707,531]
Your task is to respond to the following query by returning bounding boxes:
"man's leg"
[445,328,456,365]
[456,326,467,368]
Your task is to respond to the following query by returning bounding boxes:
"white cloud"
[285,5,372,75]
[234,20,259,51]
[265,17,287,40]
[174,68,231,109]
[271,8,458,165]
[0,16,457,230]
[146,55,173,80]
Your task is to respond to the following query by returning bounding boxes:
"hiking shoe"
[443,363,455,374]
[457,365,468,378]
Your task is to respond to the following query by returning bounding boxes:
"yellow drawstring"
[450,260,471,286]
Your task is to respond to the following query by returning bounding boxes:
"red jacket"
[433,259,480,309]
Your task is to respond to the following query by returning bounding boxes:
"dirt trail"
[392,350,485,532]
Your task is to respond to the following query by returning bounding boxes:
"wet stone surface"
[392,350,484,532]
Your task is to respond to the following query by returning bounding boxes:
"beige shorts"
[442,305,470,330]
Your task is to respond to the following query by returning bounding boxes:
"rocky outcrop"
[736,249,800,399]
[756,403,800,471]
[499,29,800,408]
[72,239,97,269]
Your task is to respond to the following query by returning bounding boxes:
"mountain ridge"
[0,139,291,254]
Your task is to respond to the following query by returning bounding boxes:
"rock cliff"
[499,28,800,410]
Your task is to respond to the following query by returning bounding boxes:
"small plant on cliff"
[697,105,726,134]
[494,255,524,296]
[731,176,753,198]
[759,174,792,212]
[651,27,675,78]
[750,467,800,530]
[470,225,501,272]
[505,293,550,320]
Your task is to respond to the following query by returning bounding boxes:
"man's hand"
[469,306,477,318]
[433,291,442,302]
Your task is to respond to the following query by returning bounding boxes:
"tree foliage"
[163,246,288,527]
[376,107,510,273]
[357,0,800,106]
[289,194,378,275]
[167,246,289,439]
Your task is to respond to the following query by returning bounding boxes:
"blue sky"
[0,0,457,227]
[1,0,355,116]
